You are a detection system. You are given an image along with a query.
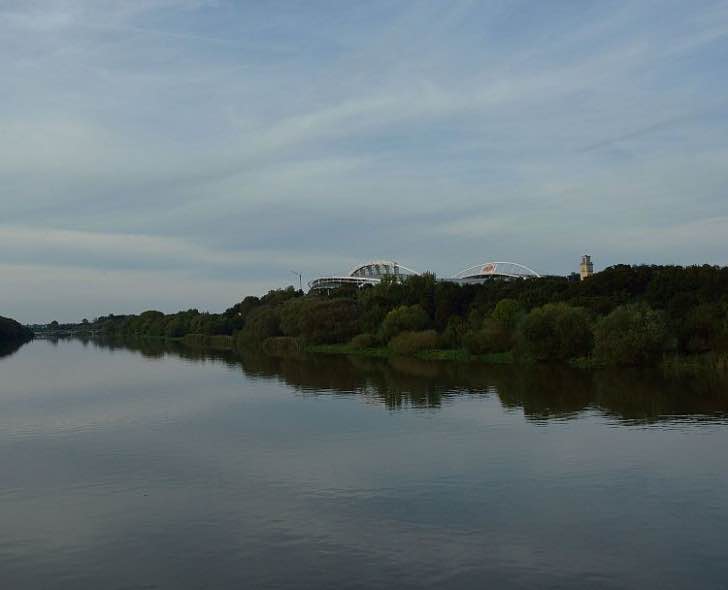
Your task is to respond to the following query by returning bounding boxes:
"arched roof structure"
[308,260,418,291]
[453,261,541,281]
[349,260,418,279]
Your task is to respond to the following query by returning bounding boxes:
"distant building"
[448,261,541,284]
[308,259,542,292]
[580,254,594,281]
[308,260,418,292]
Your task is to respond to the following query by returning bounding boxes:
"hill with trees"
[0,316,34,345]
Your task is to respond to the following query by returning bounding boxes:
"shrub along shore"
[78,264,728,371]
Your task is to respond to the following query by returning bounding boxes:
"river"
[1,338,727,589]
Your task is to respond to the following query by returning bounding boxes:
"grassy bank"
[102,332,728,381]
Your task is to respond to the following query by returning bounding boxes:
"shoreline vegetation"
[0,316,34,344]
[0,316,34,359]
[36,264,728,379]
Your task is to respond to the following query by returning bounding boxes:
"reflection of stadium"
[308,259,540,291]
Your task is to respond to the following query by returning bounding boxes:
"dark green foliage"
[357,303,388,335]
[380,304,429,342]
[594,305,670,366]
[350,333,379,349]
[298,299,359,344]
[94,287,300,341]
[224,295,262,332]
[236,306,281,348]
[440,316,466,349]
[490,299,524,331]
[278,297,311,337]
[389,330,438,355]
[0,316,33,343]
[519,303,593,361]
[678,303,727,353]
[63,264,728,366]
[463,299,524,354]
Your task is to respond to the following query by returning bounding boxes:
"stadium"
[308,260,540,292]
[308,260,419,292]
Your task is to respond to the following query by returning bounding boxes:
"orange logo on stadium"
[481,263,496,274]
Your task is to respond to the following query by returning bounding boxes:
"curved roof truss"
[349,260,418,279]
[454,261,541,280]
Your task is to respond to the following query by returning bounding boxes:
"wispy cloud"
[1,0,727,321]
[0,226,357,275]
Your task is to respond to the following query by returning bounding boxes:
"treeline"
[90,264,728,367]
[0,316,34,344]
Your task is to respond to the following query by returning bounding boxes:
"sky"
[1,0,727,323]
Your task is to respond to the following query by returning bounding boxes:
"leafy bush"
[462,327,488,355]
[350,333,379,349]
[481,320,513,352]
[440,316,466,349]
[594,304,670,366]
[490,298,523,331]
[380,304,429,342]
[678,303,725,353]
[463,299,523,354]
[236,306,281,348]
[519,303,593,361]
[299,299,360,344]
[278,297,311,337]
[389,330,438,355]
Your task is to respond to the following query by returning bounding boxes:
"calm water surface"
[1,338,727,589]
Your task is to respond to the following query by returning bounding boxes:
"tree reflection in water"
[0,339,27,360]
[85,337,728,423]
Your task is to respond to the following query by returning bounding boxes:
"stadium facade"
[308,259,540,292]
[308,260,419,291]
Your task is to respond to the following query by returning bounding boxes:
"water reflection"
[90,338,728,424]
[0,339,27,359]
[3,338,728,590]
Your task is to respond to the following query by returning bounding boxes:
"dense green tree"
[594,305,671,366]
[389,330,438,355]
[463,299,524,354]
[299,298,360,344]
[440,316,466,349]
[236,306,281,347]
[678,303,724,353]
[278,297,311,337]
[519,303,593,361]
[380,304,429,342]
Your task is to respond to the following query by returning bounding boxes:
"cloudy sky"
[2,0,727,322]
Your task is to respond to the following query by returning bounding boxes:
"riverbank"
[68,332,728,384]
[305,343,515,364]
